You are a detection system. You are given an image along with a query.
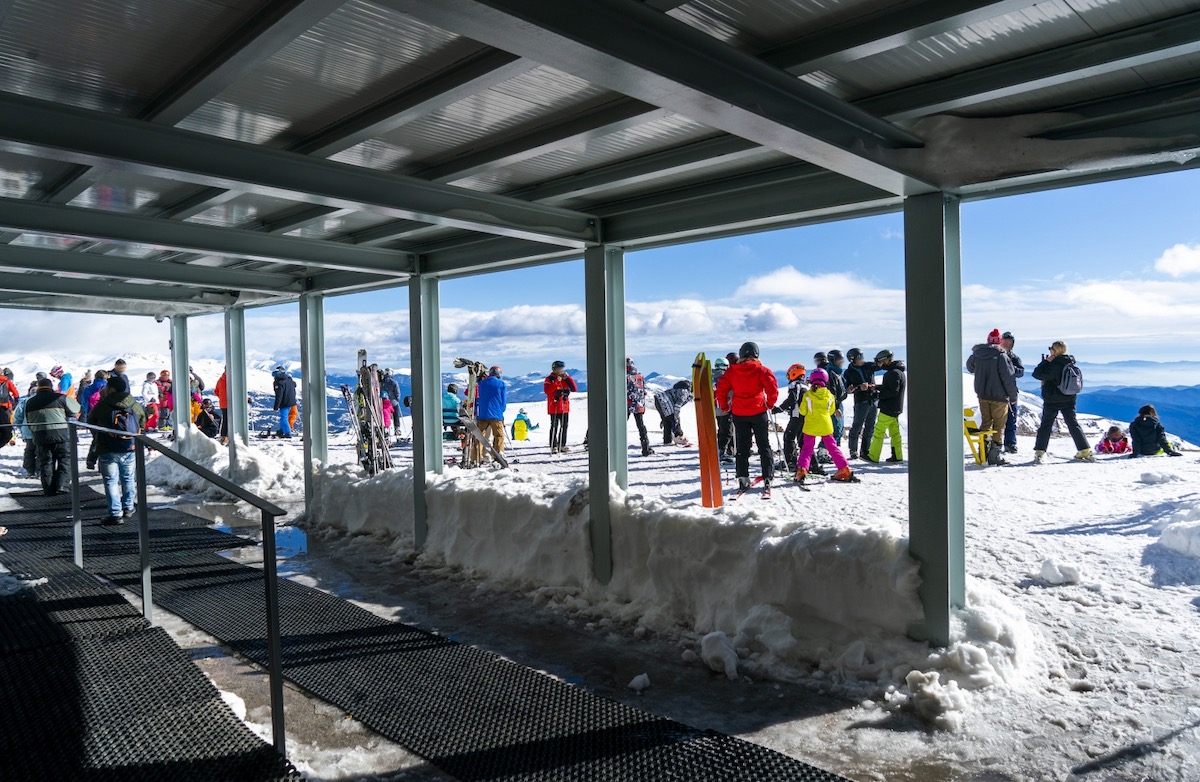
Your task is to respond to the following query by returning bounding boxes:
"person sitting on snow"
[1095,426,1131,455]
[1129,405,1182,457]
[509,408,539,440]
[195,398,221,439]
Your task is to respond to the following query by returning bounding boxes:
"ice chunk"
[626,673,651,692]
[1161,519,1200,559]
[701,631,739,680]
[1040,559,1082,585]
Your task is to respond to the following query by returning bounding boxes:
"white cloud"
[742,302,801,332]
[1154,243,1200,277]
[734,266,867,302]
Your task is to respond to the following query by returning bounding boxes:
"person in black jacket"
[272,368,298,439]
[1129,405,1182,457]
[1032,340,1093,463]
[195,399,221,439]
[867,350,905,463]
[1001,331,1024,453]
[843,348,877,460]
[24,378,81,495]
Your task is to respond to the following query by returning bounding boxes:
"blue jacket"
[81,378,106,418]
[13,397,31,439]
[475,375,507,421]
[57,372,73,396]
[442,391,461,426]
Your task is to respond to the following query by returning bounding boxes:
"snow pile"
[1139,471,1183,485]
[0,562,48,596]
[1039,559,1083,585]
[700,631,739,680]
[144,429,307,503]
[1160,500,1200,558]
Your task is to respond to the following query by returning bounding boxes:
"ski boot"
[885,448,903,463]
[761,480,772,500]
[1033,450,1046,464]
[1074,448,1096,463]
[1004,444,1019,455]
[831,467,860,483]
[641,443,654,456]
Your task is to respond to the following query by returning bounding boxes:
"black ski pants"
[1034,401,1089,453]
[0,407,12,448]
[848,400,877,457]
[549,412,569,450]
[36,439,71,495]
[660,413,683,444]
[23,439,37,474]
[628,411,649,448]
[733,412,774,483]
[783,417,803,471]
[716,413,733,456]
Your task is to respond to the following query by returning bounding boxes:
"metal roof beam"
[0,270,237,304]
[0,93,598,248]
[0,294,228,318]
[860,9,1200,120]
[376,0,930,196]
[0,198,413,276]
[0,243,303,294]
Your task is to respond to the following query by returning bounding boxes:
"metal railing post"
[135,440,153,624]
[69,422,83,568]
[260,508,286,752]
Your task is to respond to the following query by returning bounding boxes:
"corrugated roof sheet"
[0,0,259,114]
[282,210,396,239]
[67,171,201,214]
[1066,0,1200,35]
[668,0,899,52]
[0,151,77,200]
[185,193,309,228]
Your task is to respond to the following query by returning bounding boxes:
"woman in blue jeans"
[86,376,147,525]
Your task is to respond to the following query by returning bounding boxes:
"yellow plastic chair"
[963,407,997,465]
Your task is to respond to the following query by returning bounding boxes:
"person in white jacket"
[141,372,160,407]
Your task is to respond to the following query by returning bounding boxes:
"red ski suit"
[715,360,778,416]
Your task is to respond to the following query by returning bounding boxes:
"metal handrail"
[67,419,288,753]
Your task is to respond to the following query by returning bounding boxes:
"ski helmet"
[674,379,692,391]
[447,383,459,394]
[489,365,502,376]
[846,348,863,362]
[786,363,806,382]
[50,365,63,377]
[874,349,894,363]
[713,357,729,370]
[809,368,829,387]
[738,341,760,360]
[827,349,844,363]
[381,392,390,401]
[725,352,739,365]
[813,351,827,364]
[627,362,638,374]
[552,360,566,370]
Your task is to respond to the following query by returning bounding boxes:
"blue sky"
[7,167,1200,377]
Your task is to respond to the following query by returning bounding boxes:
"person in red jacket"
[543,360,578,454]
[0,368,20,449]
[715,341,779,495]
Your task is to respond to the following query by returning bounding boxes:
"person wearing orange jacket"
[543,360,577,454]
[715,341,779,497]
[0,368,20,449]
[214,369,230,444]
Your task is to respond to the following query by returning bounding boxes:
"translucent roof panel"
[185,193,311,228]
[668,0,900,53]
[67,171,202,214]
[9,232,82,251]
[1065,0,1200,35]
[0,151,79,200]
[0,0,262,114]
[379,66,614,173]
[176,0,479,147]
[952,68,1149,117]
[282,211,397,240]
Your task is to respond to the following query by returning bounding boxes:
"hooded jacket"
[543,373,577,415]
[1130,414,1175,456]
[966,343,1019,403]
[1032,354,1078,407]
[88,391,147,454]
[442,391,462,426]
[824,363,848,405]
[273,373,297,410]
[25,388,82,444]
[475,375,507,420]
[653,384,693,418]
[714,359,779,417]
[214,373,228,409]
[0,376,18,409]
[800,385,837,437]
[627,372,646,415]
[877,361,907,417]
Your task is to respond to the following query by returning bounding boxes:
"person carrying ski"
[272,367,298,439]
[475,365,508,455]
[844,348,877,460]
[715,341,778,497]
[867,350,906,463]
[965,328,1020,466]
[1096,426,1131,455]
[626,359,653,456]
[1032,341,1093,463]
[0,368,19,450]
[772,363,807,472]
[1001,331,1024,454]
[544,361,577,454]
[653,380,694,447]
[25,377,81,496]
[86,376,147,525]
[1129,405,1182,457]
[713,356,734,463]
[822,350,849,445]
[794,368,856,484]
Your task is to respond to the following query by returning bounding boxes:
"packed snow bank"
[144,429,307,503]
[1161,521,1200,559]
[303,463,1035,729]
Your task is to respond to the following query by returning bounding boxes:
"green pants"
[869,413,903,461]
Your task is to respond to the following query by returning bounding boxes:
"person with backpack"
[1032,340,1093,463]
[844,348,878,460]
[475,365,508,456]
[80,370,108,423]
[794,368,858,485]
[87,376,146,525]
[543,361,577,454]
[966,329,1020,466]
[25,377,81,496]
[1129,405,1183,457]
[13,382,37,475]
[0,368,19,450]
[715,341,779,497]
[866,350,906,463]
[272,367,298,439]
[773,363,808,473]
[626,359,653,457]
[1000,331,1024,454]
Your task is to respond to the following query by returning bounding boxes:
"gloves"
[770,406,781,414]
[86,458,96,470]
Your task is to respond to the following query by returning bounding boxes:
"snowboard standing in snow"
[353,350,393,476]
[692,352,723,508]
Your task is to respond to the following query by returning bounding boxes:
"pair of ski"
[730,471,863,500]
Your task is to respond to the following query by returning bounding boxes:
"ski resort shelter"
[0,0,1198,646]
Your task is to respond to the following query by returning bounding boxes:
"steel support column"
[903,193,966,647]
[408,275,442,549]
[300,292,329,507]
[170,316,191,435]
[584,245,626,585]
[224,308,249,480]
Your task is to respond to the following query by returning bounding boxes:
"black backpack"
[109,406,139,451]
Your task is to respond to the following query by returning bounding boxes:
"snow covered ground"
[4,376,1200,781]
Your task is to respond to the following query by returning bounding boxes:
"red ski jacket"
[715,360,778,417]
[544,373,577,414]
